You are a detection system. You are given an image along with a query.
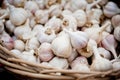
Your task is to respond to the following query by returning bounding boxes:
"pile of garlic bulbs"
[0,0,120,72]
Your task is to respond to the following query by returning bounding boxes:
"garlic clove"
[38,42,54,62]
[49,57,69,69]
[101,34,118,58]
[51,31,72,58]
[14,39,25,52]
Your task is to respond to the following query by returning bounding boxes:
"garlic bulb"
[45,16,62,33]
[90,46,113,71]
[37,28,56,43]
[86,8,103,25]
[10,49,22,58]
[14,39,25,52]
[112,62,120,70]
[6,3,28,26]
[13,0,25,7]
[111,15,120,28]
[62,15,77,31]
[68,49,78,63]
[48,4,62,17]
[61,9,72,16]
[101,34,118,58]
[99,0,108,6]
[70,0,88,11]
[0,19,4,34]
[21,50,38,63]
[35,0,45,9]
[24,1,39,14]
[0,31,14,50]
[114,27,120,41]
[71,56,90,72]
[0,8,9,20]
[84,21,110,43]
[103,1,120,18]
[14,19,31,40]
[38,42,54,62]
[35,10,49,24]
[98,47,111,60]
[64,29,89,50]
[73,10,87,27]
[25,37,40,50]
[51,31,72,58]
[5,20,15,33]
[49,57,69,69]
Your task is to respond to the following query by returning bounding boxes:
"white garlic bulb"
[73,10,87,27]
[61,9,72,16]
[103,1,120,18]
[51,31,72,58]
[35,10,49,24]
[5,20,15,33]
[25,37,40,50]
[38,42,54,62]
[62,15,77,31]
[98,47,111,60]
[48,4,62,17]
[14,19,31,40]
[37,28,56,43]
[8,4,28,26]
[112,61,120,70]
[35,0,46,9]
[10,49,22,58]
[45,16,62,33]
[49,57,69,69]
[14,39,25,52]
[111,15,120,28]
[24,1,39,14]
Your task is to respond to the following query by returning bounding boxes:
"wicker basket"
[0,0,120,80]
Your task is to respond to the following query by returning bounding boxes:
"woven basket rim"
[0,45,120,80]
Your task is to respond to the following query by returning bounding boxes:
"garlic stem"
[92,46,101,59]
[110,47,117,59]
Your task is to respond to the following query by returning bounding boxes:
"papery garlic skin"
[8,5,28,26]
[38,42,54,62]
[5,20,15,33]
[13,0,25,7]
[51,31,72,58]
[73,10,87,27]
[25,37,40,50]
[14,39,25,52]
[49,57,69,69]
[35,10,49,24]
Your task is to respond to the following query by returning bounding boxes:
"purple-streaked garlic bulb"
[103,1,120,18]
[38,42,54,62]
[101,34,118,58]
